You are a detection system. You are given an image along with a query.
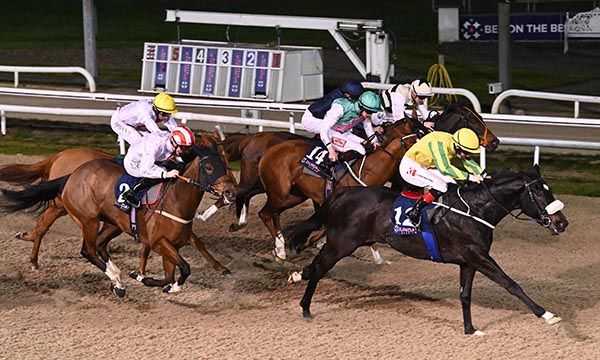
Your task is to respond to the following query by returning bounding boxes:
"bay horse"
[287,166,569,335]
[1,133,236,297]
[222,106,498,232]
[257,118,419,262]
[0,145,235,275]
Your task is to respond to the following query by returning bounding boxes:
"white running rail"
[0,66,97,92]
[491,89,600,118]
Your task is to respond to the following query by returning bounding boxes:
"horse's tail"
[1,175,69,213]
[285,197,332,254]
[0,155,57,183]
[222,134,254,162]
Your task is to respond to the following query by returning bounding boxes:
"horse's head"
[378,117,419,149]
[191,133,236,204]
[517,165,568,235]
[434,106,499,151]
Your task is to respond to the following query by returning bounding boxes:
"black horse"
[286,165,569,335]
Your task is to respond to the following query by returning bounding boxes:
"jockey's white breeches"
[399,156,455,193]
[301,110,322,133]
[327,130,366,155]
[111,114,143,145]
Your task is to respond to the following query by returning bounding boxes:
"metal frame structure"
[165,10,392,82]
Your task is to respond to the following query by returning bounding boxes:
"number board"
[142,42,286,100]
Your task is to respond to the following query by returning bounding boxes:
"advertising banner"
[460,12,567,41]
[254,51,270,95]
[178,46,193,94]
[154,45,168,87]
[228,49,244,97]
[203,48,218,95]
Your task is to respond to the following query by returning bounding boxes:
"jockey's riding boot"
[406,198,427,225]
[318,158,334,178]
[124,178,162,208]
[338,150,362,163]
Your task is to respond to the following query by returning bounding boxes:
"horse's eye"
[205,163,214,175]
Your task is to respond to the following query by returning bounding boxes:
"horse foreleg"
[459,264,483,336]
[149,238,190,293]
[300,240,355,317]
[191,232,231,276]
[229,185,260,232]
[134,258,175,289]
[475,254,561,326]
[196,199,224,222]
[15,202,66,270]
[127,244,152,283]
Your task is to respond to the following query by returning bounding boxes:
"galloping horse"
[0,143,235,275]
[287,166,568,335]
[257,119,419,261]
[1,133,236,297]
[222,106,499,232]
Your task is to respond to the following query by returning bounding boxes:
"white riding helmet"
[411,79,433,97]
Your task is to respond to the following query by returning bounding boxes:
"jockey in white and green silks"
[316,91,382,163]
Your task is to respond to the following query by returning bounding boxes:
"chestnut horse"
[0,144,235,275]
[1,134,236,297]
[257,119,419,261]
[286,166,568,335]
[222,106,499,232]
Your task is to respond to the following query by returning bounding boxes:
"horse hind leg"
[229,185,260,232]
[15,202,66,270]
[77,218,126,298]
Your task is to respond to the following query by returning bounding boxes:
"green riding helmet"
[357,91,382,113]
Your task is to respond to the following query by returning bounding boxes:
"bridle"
[482,177,564,228]
[177,143,228,197]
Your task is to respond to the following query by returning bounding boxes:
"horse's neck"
[340,136,405,187]
[164,159,204,216]
[435,111,461,133]
[455,179,523,226]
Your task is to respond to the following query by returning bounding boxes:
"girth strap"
[153,210,193,224]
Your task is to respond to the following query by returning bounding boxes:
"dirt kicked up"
[1,154,600,359]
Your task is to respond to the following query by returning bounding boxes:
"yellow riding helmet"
[153,93,178,114]
[452,128,481,154]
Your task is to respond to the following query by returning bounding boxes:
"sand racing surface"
[1,153,600,359]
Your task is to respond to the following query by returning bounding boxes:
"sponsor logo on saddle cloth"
[114,172,163,207]
[390,191,442,262]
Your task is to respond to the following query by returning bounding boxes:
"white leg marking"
[196,204,219,221]
[135,274,145,282]
[542,311,562,324]
[169,282,182,293]
[474,330,486,336]
[239,204,248,225]
[275,232,286,260]
[287,271,302,284]
[105,260,124,288]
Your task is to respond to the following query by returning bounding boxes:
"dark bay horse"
[258,119,419,261]
[0,145,235,275]
[221,106,499,232]
[286,166,569,335]
[1,134,236,297]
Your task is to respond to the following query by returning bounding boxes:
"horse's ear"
[529,164,542,177]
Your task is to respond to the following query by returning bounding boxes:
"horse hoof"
[30,263,39,271]
[162,284,172,293]
[15,231,32,242]
[228,223,245,232]
[302,309,313,319]
[287,271,302,284]
[128,271,145,282]
[109,283,126,298]
[220,269,232,277]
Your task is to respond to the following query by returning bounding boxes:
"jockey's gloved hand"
[163,169,179,179]
[468,174,484,183]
